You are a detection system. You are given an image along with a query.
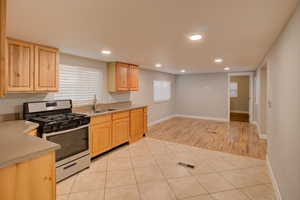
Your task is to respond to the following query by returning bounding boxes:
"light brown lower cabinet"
[112,117,129,148]
[143,107,148,133]
[91,108,147,158]
[91,121,112,157]
[0,152,56,200]
[26,129,37,136]
[130,108,145,143]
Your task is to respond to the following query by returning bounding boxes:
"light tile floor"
[57,137,275,200]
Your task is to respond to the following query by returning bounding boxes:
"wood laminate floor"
[147,117,267,160]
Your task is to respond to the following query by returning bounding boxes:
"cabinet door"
[6,39,34,92]
[143,108,148,133]
[34,45,59,92]
[128,65,139,91]
[0,152,56,200]
[91,121,112,157]
[26,129,37,136]
[0,0,6,97]
[116,62,129,91]
[112,117,129,147]
[130,108,144,143]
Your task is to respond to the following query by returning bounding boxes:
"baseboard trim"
[149,114,229,126]
[230,110,249,114]
[266,155,282,200]
[253,121,268,140]
[149,115,176,126]
[175,114,229,122]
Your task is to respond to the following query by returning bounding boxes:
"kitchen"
[1,1,300,200]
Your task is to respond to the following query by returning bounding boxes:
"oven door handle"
[63,162,77,170]
[43,124,89,138]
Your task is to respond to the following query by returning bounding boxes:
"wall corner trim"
[174,114,229,122]
[149,115,176,126]
[253,121,268,140]
[266,155,282,200]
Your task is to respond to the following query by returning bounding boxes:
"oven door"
[44,125,90,167]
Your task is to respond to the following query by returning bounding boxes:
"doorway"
[228,73,253,122]
[259,64,268,136]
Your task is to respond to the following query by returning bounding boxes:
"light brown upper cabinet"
[107,62,139,92]
[128,65,139,91]
[34,45,59,92]
[6,38,59,93]
[0,0,6,97]
[6,39,34,92]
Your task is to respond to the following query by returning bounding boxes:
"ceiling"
[7,0,299,74]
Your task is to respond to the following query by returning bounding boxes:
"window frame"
[153,80,171,103]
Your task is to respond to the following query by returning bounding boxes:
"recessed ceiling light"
[101,50,111,55]
[189,34,203,41]
[224,67,230,71]
[180,69,186,73]
[155,63,162,68]
[214,58,223,63]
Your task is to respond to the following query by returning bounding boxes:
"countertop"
[80,104,148,116]
[0,120,60,169]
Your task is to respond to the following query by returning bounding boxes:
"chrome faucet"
[93,94,97,112]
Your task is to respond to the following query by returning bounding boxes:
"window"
[54,64,101,104]
[153,80,171,102]
[230,82,238,97]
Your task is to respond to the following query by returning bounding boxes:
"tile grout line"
[102,155,109,200]
[128,142,144,200]
[151,137,268,199]
[151,146,179,200]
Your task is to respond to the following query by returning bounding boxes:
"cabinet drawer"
[112,111,129,120]
[91,114,112,125]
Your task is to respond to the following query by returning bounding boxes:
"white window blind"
[54,65,100,103]
[153,80,171,102]
[230,82,238,97]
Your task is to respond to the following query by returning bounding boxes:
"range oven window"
[46,126,89,161]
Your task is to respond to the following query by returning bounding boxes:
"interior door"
[116,62,129,91]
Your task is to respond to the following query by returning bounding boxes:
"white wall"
[257,4,300,200]
[131,69,176,124]
[175,73,229,120]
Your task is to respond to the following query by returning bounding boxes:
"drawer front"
[91,114,112,125]
[112,111,129,120]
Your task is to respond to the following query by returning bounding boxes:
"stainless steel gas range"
[23,100,91,182]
